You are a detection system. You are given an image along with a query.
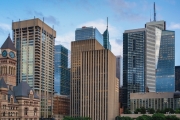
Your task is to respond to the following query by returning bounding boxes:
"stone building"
[0,36,40,119]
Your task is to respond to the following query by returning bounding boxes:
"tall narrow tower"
[103,17,111,50]
[0,35,17,87]
[12,18,56,118]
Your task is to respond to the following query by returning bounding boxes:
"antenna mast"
[107,17,108,29]
[154,2,156,21]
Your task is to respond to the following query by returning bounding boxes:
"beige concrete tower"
[71,39,119,120]
[0,36,17,87]
[12,18,56,118]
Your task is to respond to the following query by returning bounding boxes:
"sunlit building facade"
[145,21,166,92]
[12,18,56,118]
[156,30,175,92]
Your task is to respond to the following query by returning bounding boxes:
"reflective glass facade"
[103,29,111,50]
[123,28,146,109]
[54,45,70,95]
[75,27,103,46]
[156,30,175,92]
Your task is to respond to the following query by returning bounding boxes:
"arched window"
[3,112,5,116]
[10,97,13,104]
[24,108,28,115]
[34,108,37,116]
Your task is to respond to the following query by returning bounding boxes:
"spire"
[154,2,156,21]
[1,35,16,51]
[107,17,108,30]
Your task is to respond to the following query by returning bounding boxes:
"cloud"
[27,11,60,25]
[0,23,11,35]
[108,0,147,22]
[55,32,74,50]
[168,23,180,30]
[55,19,123,56]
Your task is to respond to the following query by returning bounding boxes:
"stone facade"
[0,36,40,120]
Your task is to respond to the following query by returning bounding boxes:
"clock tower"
[0,35,17,87]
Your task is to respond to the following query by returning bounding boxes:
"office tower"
[116,55,121,86]
[0,35,17,87]
[81,49,119,120]
[123,28,146,109]
[103,17,111,50]
[175,66,180,91]
[145,21,166,92]
[71,39,119,120]
[156,30,175,92]
[54,45,70,95]
[75,26,103,46]
[12,18,56,118]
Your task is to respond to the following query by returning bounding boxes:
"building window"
[133,56,136,68]
[133,73,136,84]
[34,108,37,116]
[133,39,136,51]
[10,98,13,104]
[3,112,5,116]
[24,108,28,115]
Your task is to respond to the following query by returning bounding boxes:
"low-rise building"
[53,95,70,120]
[0,78,40,119]
[130,92,180,112]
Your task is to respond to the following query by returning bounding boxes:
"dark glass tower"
[54,45,70,95]
[175,66,180,91]
[156,30,175,92]
[103,17,111,50]
[123,28,146,109]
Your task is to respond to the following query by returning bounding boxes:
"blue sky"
[0,0,180,65]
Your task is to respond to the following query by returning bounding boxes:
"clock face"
[2,50,7,57]
[9,51,15,58]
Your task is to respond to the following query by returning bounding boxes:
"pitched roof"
[1,36,16,51]
[0,78,8,88]
[8,90,18,103]
[13,81,39,99]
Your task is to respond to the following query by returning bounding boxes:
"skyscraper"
[71,38,119,120]
[145,21,166,92]
[156,30,175,92]
[12,18,56,118]
[54,45,70,95]
[103,17,111,50]
[175,66,180,91]
[123,28,146,109]
[75,26,103,46]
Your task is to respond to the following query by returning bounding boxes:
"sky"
[0,0,180,65]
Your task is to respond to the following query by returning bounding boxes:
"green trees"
[124,109,132,114]
[134,107,146,114]
[117,114,180,120]
[136,115,152,120]
[63,116,91,120]
[115,116,133,120]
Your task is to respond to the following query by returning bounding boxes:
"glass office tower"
[175,66,180,91]
[123,28,146,109]
[156,30,175,92]
[103,27,111,50]
[75,26,103,46]
[54,45,70,95]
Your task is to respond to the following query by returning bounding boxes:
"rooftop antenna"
[154,2,156,21]
[107,17,108,30]
[150,10,151,22]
